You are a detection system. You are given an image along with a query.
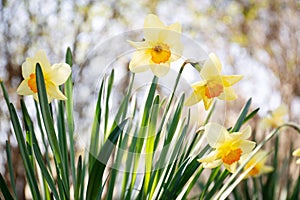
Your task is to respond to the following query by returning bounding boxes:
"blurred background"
[0,0,299,199]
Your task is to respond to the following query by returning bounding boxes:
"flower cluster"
[15,14,298,178]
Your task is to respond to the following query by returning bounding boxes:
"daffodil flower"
[240,150,273,178]
[128,14,183,77]
[198,123,256,173]
[260,104,288,129]
[292,148,300,164]
[185,53,243,110]
[17,50,71,103]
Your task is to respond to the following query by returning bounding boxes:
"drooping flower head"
[260,104,288,129]
[198,123,256,173]
[292,148,300,164]
[240,150,273,178]
[128,14,183,77]
[185,53,243,110]
[17,50,71,103]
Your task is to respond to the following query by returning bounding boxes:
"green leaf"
[89,78,104,172]
[35,63,62,165]
[75,156,83,200]
[0,80,10,106]
[65,47,76,189]
[104,70,114,137]
[32,143,60,200]
[0,172,14,200]
[8,103,41,199]
[5,141,18,199]
[231,98,252,132]
[86,119,128,200]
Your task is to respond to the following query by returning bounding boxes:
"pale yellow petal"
[185,81,206,106]
[167,22,181,33]
[218,87,237,100]
[34,50,51,72]
[205,123,227,148]
[198,151,217,163]
[296,159,300,164]
[221,75,243,87]
[239,140,256,154]
[202,159,222,169]
[22,60,36,79]
[127,40,150,50]
[22,50,50,78]
[293,148,300,156]
[33,93,39,102]
[200,53,222,80]
[149,63,170,77]
[259,118,272,130]
[129,50,151,73]
[17,79,34,95]
[144,14,166,41]
[224,162,237,173]
[273,104,288,118]
[240,125,252,139]
[46,82,67,102]
[203,96,213,110]
[47,63,71,85]
[200,59,220,81]
[184,91,202,106]
[260,165,273,174]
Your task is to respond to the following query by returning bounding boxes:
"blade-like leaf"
[86,119,127,200]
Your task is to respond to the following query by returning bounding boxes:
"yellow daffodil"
[240,150,273,178]
[260,104,288,129]
[198,123,256,173]
[17,50,71,103]
[128,14,183,77]
[292,148,300,164]
[185,53,243,110]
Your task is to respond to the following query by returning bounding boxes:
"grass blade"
[5,141,18,199]
[65,47,76,189]
[8,103,41,199]
[0,172,14,200]
[86,119,128,200]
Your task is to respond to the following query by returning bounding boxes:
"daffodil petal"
[224,162,237,173]
[200,59,220,81]
[22,60,36,79]
[221,75,243,87]
[202,159,222,169]
[47,82,67,101]
[127,40,149,50]
[205,123,227,148]
[21,50,51,78]
[184,91,203,106]
[218,87,237,100]
[259,118,272,130]
[198,151,217,163]
[47,63,71,85]
[129,50,151,73]
[233,125,251,139]
[34,50,52,72]
[239,140,256,154]
[293,148,300,156]
[33,93,39,102]
[273,104,288,117]
[261,165,273,174]
[144,14,166,41]
[17,79,34,96]
[296,159,300,164]
[149,63,170,77]
[203,96,213,110]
